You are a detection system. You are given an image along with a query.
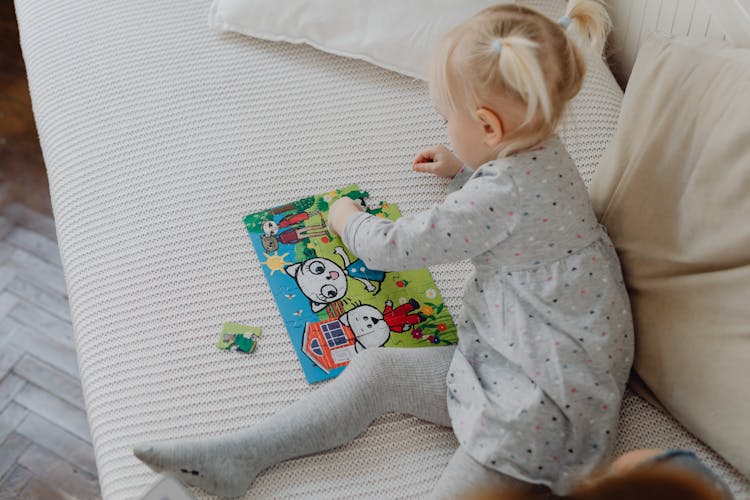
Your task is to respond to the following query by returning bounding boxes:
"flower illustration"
[427,335,435,343]
[396,280,405,288]
[432,336,441,344]
[399,297,408,305]
[437,323,447,332]
[412,329,423,339]
[421,305,434,316]
[425,288,437,299]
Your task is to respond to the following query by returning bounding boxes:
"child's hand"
[412,145,464,178]
[328,197,365,237]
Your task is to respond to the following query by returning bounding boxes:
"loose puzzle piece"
[217,322,262,354]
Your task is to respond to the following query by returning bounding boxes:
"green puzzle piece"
[233,334,257,353]
[217,322,262,353]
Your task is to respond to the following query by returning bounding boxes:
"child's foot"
[133,438,259,497]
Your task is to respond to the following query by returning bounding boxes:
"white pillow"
[208,0,568,80]
[208,0,623,185]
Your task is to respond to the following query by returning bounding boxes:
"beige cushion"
[590,33,750,478]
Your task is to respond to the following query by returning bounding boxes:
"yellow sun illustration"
[262,251,290,275]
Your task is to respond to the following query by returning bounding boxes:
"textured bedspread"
[14,0,749,498]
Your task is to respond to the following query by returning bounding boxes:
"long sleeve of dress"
[447,165,474,194]
[341,164,520,271]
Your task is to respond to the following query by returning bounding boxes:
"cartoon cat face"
[340,305,390,348]
[285,258,347,312]
[262,220,279,236]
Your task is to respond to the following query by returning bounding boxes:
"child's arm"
[330,166,520,271]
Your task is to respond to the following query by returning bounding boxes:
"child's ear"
[476,108,504,148]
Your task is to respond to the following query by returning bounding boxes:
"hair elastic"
[557,15,572,30]
[491,37,504,54]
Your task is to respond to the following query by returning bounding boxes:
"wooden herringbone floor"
[0,204,101,499]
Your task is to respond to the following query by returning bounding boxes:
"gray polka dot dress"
[343,136,634,494]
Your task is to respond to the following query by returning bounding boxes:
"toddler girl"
[134,2,634,498]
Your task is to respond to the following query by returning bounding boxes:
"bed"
[13,0,750,498]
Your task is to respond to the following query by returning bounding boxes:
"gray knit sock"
[134,346,455,497]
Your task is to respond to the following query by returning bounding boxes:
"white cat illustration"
[286,247,385,313]
[285,258,348,313]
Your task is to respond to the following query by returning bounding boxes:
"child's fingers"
[413,161,440,174]
[413,148,436,165]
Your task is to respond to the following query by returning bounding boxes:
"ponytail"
[491,36,552,124]
[562,0,612,56]
[428,3,610,158]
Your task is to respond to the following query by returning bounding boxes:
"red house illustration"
[302,318,357,373]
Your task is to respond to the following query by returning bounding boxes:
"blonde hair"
[429,1,612,157]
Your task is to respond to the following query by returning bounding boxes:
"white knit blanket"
[14,0,748,498]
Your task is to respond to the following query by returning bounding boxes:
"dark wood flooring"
[1,0,52,216]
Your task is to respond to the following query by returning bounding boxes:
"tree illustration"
[292,196,315,213]
[244,212,269,233]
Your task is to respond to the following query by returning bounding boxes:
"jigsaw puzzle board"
[244,185,457,383]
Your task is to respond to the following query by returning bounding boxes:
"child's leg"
[430,447,542,500]
[134,346,455,497]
